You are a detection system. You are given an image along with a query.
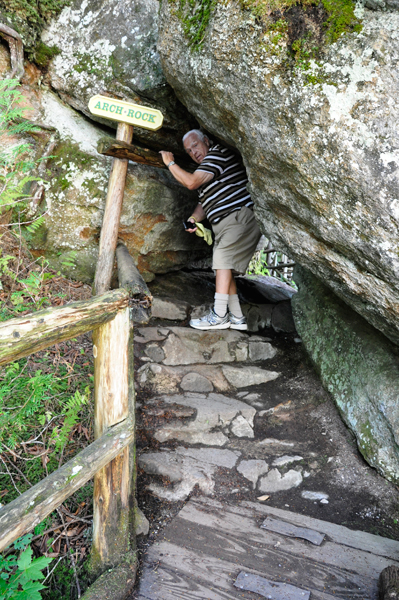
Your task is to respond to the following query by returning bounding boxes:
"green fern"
[49,388,88,454]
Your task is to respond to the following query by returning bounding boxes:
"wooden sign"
[88,95,163,131]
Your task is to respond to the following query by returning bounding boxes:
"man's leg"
[213,269,232,318]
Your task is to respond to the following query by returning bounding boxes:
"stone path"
[130,278,399,598]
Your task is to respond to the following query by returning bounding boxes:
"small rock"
[320,498,329,504]
[245,393,260,401]
[181,372,213,393]
[222,366,280,388]
[248,341,277,361]
[301,491,329,501]
[257,495,270,502]
[237,459,269,488]
[237,391,249,397]
[135,507,150,536]
[259,468,303,492]
[273,455,303,467]
[145,344,165,362]
[258,438,295,447]
[231,415,254,438]
[136,327,169,343]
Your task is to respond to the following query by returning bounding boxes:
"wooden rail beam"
[0,417,134,552]
[0,289,129,367]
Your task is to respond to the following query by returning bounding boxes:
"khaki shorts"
[212,206,261,274]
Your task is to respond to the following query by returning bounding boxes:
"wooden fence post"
[94,122,134,295]
[90,305,134,575]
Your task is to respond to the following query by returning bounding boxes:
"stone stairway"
[131,286,399,598]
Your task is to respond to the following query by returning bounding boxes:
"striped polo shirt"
[196,144,253,225]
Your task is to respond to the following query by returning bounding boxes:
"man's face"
[183,133,210,164]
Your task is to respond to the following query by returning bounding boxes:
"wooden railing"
[0,280,146,576]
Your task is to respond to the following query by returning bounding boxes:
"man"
[160,129,261,331]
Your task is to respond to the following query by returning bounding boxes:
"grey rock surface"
[259,469,303,492]
[153,327,276,367]
[292,266,399,484]
[150,392,256,446]
[180,372,214,393]
[271,301,297,334]
[273,455,304,467]
[151,297,190,321]
[138,447,241,501]
[222,365,280,388]
[23,89,208,283]
[230,416,255,439]
[158,2,399,345]
[237,460,269,489]
[301,491,329,501]
[42,0,196,152]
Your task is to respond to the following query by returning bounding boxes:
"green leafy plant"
[170,0,217,50]
[0,79,39,217]
[49,389,88,454]
[0,534,52,600]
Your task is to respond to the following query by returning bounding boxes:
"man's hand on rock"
[159,150,175,167]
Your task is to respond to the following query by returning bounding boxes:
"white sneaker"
[190,308,230,330]
[229,312,248,331]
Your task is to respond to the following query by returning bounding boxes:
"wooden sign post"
[88,95,162,574]
[88,95,163,295]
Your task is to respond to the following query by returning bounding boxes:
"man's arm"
[159,151,213,190]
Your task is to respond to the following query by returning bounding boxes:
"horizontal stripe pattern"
[196,144,253,224]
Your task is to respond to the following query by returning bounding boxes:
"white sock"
[214,293,229,317]
[228,294,243,318]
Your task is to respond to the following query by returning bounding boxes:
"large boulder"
[292,266,399,484]
[26,91,208,283]
[41,0,196,153]
[157,1,399,345]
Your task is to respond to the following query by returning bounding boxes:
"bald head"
[183,130,210,164]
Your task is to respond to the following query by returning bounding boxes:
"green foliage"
[0,362,67,451]
[322,0,362,43]
[31,42,61,69]
[0,355,92,502]
[49,389,88,454]
[0,80,40,216]
[0,534,52,600]
[241,0,362,70]
[170,0,217,50]
[0,0,70,60]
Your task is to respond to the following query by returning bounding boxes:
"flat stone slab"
[273,455,303,466]
[222,365,280,388]
[151,296,190,320]
[259,468,303,492]
[261,516,325,546]
[301,491,329,501]
[234,571,310,600]
[237,459,269,488]
[137,363,230,394]
[138,327,277,367]
[150,392,256,446]
[138,447,241,501]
